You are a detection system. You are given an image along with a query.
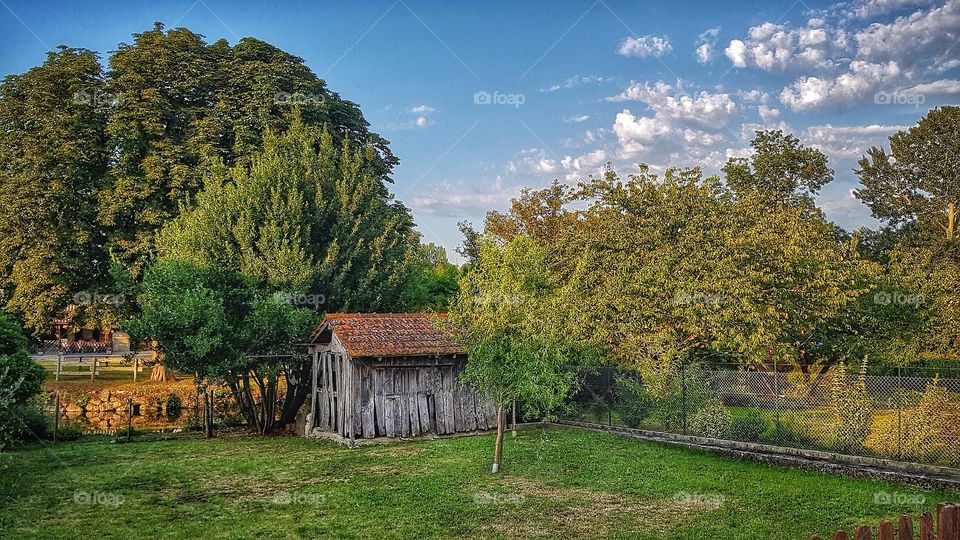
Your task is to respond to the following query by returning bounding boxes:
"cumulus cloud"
[618,35,673,58]
[607,81,739,129]
[507,147,608,181]
[726,0,960,111]
[410,176,519,216]
[723,21,845,71]
[803,123,910,157]
[410,104,435,113]
[696,26,722,63]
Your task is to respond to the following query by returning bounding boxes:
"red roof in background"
[308,313,464,358]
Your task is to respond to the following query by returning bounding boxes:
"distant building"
[304,313,496,442]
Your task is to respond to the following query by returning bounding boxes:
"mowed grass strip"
[0,426,955,539]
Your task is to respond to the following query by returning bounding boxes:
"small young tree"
[450,236,571,473]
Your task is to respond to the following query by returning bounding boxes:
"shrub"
[647,365,720,432]
[614,376,653,428]
[56,425,82,441]
[0,313,46,449]
[729,410,766,442]
[688,400,730,439]
[829,360,873,453]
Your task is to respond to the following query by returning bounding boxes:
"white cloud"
[563,114,591,123]
[847,0,934,19]
[723,22,845,71]
[696,26,722,63]
[618,35,673,58]
[803,123,910,158]
[779,60,902,110]
[758,104,781,122]
[410,105,435,114]
[415,116,428,127]
[540,75,613,93]
[410,176,519,216]
[607,81,739,128]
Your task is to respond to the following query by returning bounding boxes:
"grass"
[0,426,955,539]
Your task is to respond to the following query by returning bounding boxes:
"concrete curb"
[551,420,960,490]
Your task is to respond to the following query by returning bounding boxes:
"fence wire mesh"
[561,363,960,468]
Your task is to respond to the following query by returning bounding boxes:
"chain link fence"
[560,363,960,468]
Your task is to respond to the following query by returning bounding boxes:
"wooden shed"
[304,313,497,443]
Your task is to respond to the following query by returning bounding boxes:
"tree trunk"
[150,362,176,382]
[278,358,311,425]
[204,388,214,438]
[492,403,505,473]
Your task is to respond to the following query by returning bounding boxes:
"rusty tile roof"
[308,313,464,358]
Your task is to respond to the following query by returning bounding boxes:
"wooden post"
[91,357,97,381]
[854,525,872,540]
[492,403,505,473]
[511,399,517,437]
[832,531,850,540]
[133,357,138,382]
[309,350,318,433]
[938,505,957,540]
[126,398,133,442]
[921,512,933,540]
[878,521,894,540]
[55,352,62,382]
[899,515,915,540]
[53,391,60,443]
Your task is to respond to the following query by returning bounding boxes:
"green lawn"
[0,426,955,539]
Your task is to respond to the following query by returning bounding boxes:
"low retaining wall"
[553,420,960,490]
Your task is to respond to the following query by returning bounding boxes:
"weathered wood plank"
[399,369,412,437]
[409,368,421,437]
[463,381,478,431]
[417,368,431,433]
[374,367,385,436]
[920,512,933,540]
[443,366,456,433]
[853,525,871,540]
[878,521,894,540]
[361,362,375,438]
[898,515,914,540]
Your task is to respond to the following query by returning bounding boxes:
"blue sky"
[2,0,958,261]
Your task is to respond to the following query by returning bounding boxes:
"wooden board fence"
[810,504,959,540]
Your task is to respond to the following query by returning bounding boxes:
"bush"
[614,376,653,428]
[14,404,49,440]
[688,400,730,439]
[729,410,767,442]
[0,313,46,449]
[56,425,82,441]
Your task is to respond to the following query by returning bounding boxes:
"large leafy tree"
[101,23,398,276]
[855,106,960,240]
[0,48,110,332]
[450,236,573,473]
[145,118,416,430]
[854,107,960,361]
[723,130,833,209]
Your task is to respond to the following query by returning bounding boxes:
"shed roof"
[308,313,464,358]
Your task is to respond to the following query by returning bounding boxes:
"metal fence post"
[681,362,687,435]
[897,365,903,461]
[774,357,780,440]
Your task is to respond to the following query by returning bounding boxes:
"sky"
[1,0,958,262]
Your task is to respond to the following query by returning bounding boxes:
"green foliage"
[688,400,731,439]
[0,312,46,447]
[402,243,459,311]
[452,236,573,414]
[729,410,767,442]
[614,375,653,428]
[155,118,416,313]
[855,106,959,239]
[723,130,833,209]
[0,48,111,332]
[828,360,873,453]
